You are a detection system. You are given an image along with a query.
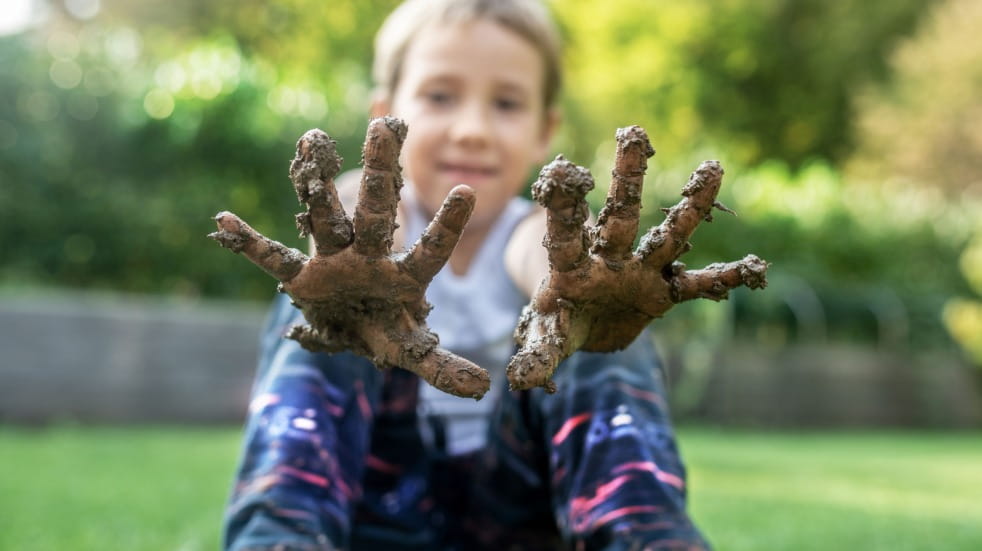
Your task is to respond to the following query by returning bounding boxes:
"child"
[222,0,714,548]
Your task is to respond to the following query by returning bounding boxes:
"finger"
[594,126,655,265]
[531,155,594,272]
[210,211,308,282]
[289,129,353,255]
[637,160,725,269]
[506,299,578,392]
[285,324,327,352]
[400,185,476,285]
[353,116,408,257]
[668,254,769,303]
[353,308,489,399]
[408,347,491,400]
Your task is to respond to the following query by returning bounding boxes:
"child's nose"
[449,101,492,148]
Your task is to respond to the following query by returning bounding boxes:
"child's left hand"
[507,126,768,392]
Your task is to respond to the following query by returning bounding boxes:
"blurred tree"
[0,0,397,300]
[846,0,982,199]
[833,0,982,363]
[556,0,934,170]
[0,0,960,324]
[944,227,982,364]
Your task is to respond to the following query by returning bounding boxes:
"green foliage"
[0,1,398,300]
[837,0,982,362]
[0,0,973,356]
[847,0,982,198]
[556,0,934,169]
[617,156,974,350]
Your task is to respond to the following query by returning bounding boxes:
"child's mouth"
[439,163,497,184]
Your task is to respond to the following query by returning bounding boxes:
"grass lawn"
[682,428,982,550]
[1,425,980,550]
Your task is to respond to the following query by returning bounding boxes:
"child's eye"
[425,91,454,106]
[495,97,524,112]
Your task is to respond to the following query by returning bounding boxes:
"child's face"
[376,19,557,229]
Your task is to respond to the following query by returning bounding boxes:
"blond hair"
[373,0,563,108]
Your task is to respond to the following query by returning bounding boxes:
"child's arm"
[504,208,550,298]
[506,126,769,392]
[210,117,491,399]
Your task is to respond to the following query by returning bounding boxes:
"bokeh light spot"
[47,30,80,60]
[191,74,222,100]
[0,0,44,36]
[17,90,60,122]
[143,88,174,119]
[154,61,186,93]
[64,0,100,21]
[297,91,328,120]
[105,27,141,66]
[267,85,297,115]
[50,59,83,89]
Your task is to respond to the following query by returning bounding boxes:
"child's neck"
[447,221,492,276]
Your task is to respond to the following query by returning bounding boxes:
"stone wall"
[0,292,266,424]
[2,291,980,427]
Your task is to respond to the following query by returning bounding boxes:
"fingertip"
[369,116,408,143]
[615,125,655,159]
[213,211,240,230]
[448,184,476,203]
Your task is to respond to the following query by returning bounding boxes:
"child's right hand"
[210,117,491,400]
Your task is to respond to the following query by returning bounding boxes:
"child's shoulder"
[505,206,549,298]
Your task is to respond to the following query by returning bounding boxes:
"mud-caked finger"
[353,116,407,257]
[357,312,489,399]
[531,156,594,272]
[408,347,491,400]
[210,211,308,282]
[637,160,725,269]
[289,129,353,255]
[668,254,769,303]
[506,300,578,392]
[593,126,655,264]
[400,185,476,285]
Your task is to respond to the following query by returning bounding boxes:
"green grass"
[0,425,241,551]
[683,428,982,550]
[1,425,980,550]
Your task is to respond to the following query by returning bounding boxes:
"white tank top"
[400,184,533,455]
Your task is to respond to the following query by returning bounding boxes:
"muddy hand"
[507,126,768,392]
[210,117,490,399]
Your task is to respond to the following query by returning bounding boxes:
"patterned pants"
[224,295,709,550]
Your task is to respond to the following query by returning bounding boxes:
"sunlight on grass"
[0,425,242,551]
[1,425,980,550]
[681,428,982,550]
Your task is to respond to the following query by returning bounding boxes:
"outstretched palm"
[508,126,768,392]
[210,117,490,399]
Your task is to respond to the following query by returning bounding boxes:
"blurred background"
[1,0,980,549]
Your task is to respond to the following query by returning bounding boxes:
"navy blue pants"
[224,295,708,550]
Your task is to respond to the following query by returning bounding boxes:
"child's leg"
[225,295,445,550]
[478,333,709,550]
[545,334,709,549]
[224,295,384,550]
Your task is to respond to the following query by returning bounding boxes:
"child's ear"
[536,107,562,163]
[370,91,391,119]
